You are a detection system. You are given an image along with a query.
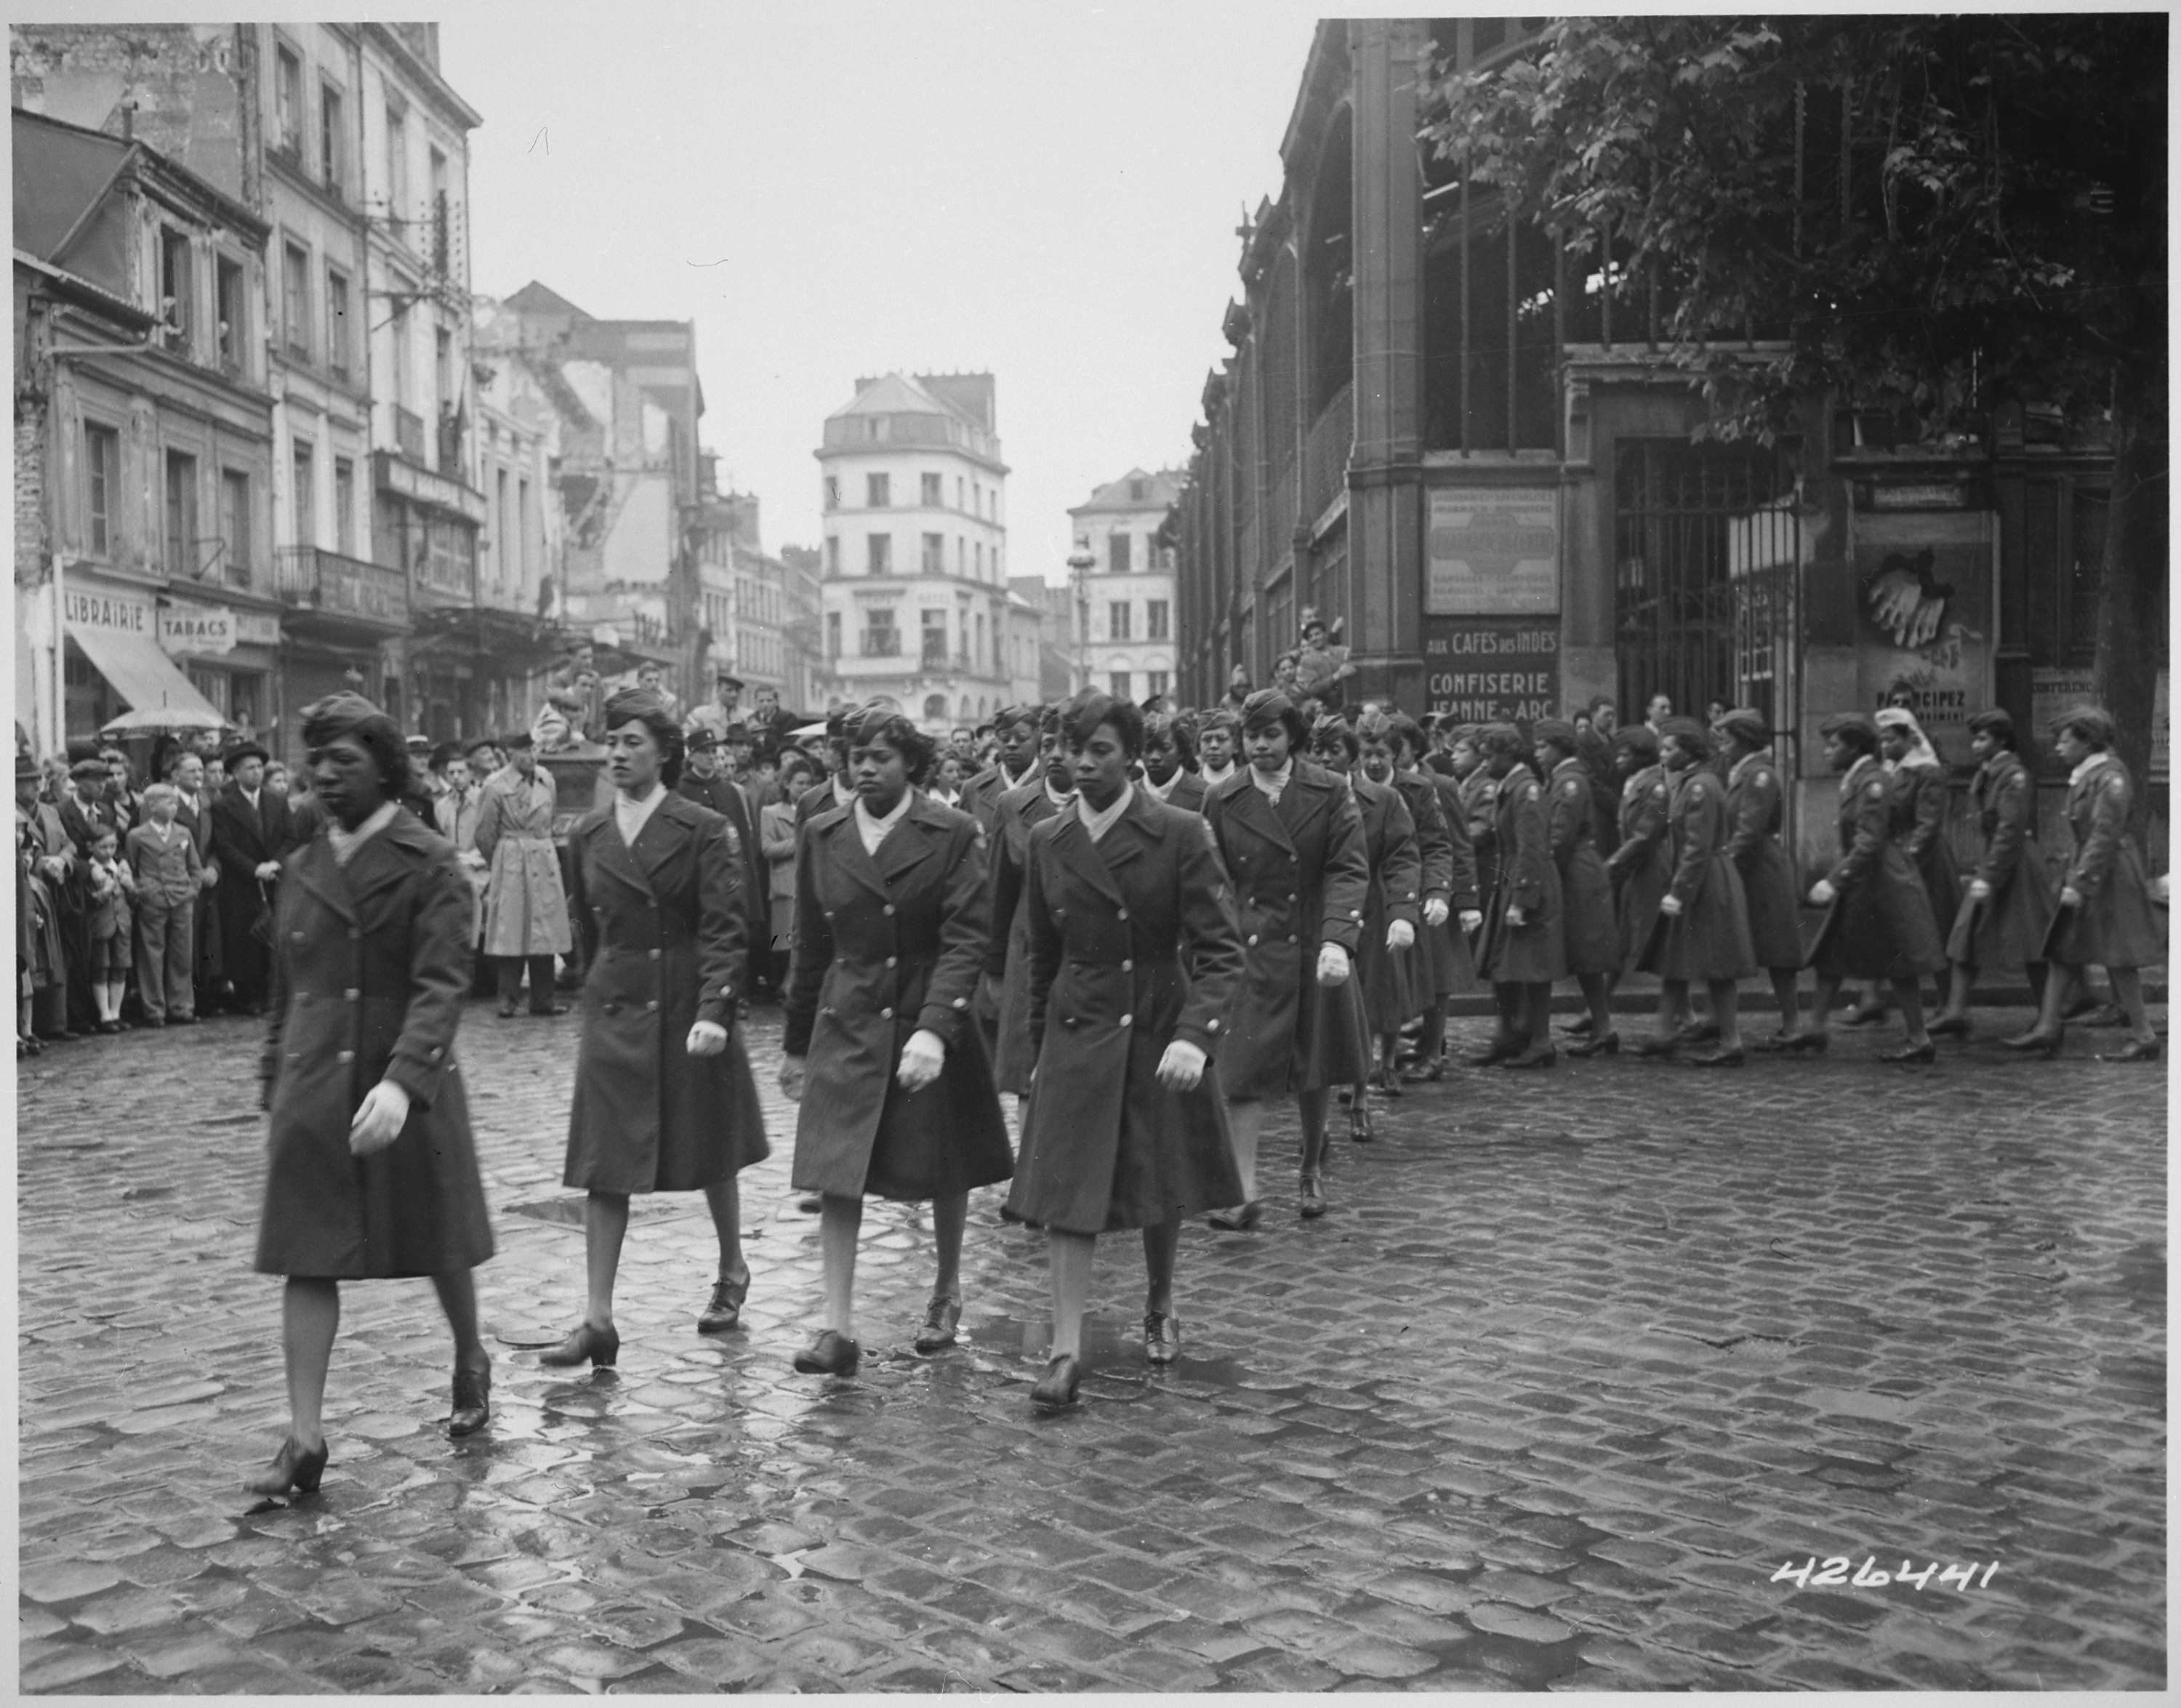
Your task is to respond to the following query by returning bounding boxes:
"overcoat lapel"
[340,818,428,916]
[1229,775,1297,855]
[292,836,360,926]
[875,800,944,886]
[821,810,896,905]
[632,797,696,887]
[1278,769,1332,844]
[1051,811,1127,907]
[587,813,657,902]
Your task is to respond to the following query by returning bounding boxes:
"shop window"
[82,423,118,557]
[164,451,198,579]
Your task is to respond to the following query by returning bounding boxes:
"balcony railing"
[274,545,411,629]
[394,406,426,462]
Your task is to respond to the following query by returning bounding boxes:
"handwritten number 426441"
[1774,1558,1999,1591]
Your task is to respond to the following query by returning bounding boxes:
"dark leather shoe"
[698,1270,750,1334]
[912,1295,962,1353]
[2082,1002,2129,1029]
[1205,1201,1263,1231]
[793,1329,860,1376]
[1559,1013,1595,1037]
[1687,1046,1746,1068]
[95,1020,124,1035]
[1399,1058,1443,1084]
[245,1435,327,1498]
[1776,1029,1828,1054]
[1030,1353,1082,1408]
[1144,1313,1181,1365]
[2097,1038,2162,1063]
[1840,1001,1887,1027]
[1348,1101,1375,1143]
[529,1002,571,1018]
[1298,1173,1328,1218]
[1567,1029,1620,1058]
[539,1322,619,1368]
[1925,1013,1972,1039]
[448,1363,491,1437]
[1632,1035,1682,1059]
[2001,1028,2064,1058]
[1464,1034,1526,1066]
[166,1014,198,1026]
[795,1193,822,1214]
[1878,1040,1938,1065]
[496,1003,521,1020]
[1502,1043,1557,1068]
[1674,1020,1722,1046]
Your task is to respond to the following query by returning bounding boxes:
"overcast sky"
[441,2,1322,583]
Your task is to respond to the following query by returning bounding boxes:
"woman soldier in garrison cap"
[1929,708,2056,1040]
[1469,724,1566,1068]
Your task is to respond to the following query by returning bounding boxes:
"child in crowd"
[84,824,134,1033]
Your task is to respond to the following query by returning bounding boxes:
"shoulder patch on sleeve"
[1865,781,1887,799]
[2104,773,2128,797]
[1562,778,1582,795]
[1522,781,1541,801]
[1651,783,1668,799]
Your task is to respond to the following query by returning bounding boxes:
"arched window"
[923,693,949,722]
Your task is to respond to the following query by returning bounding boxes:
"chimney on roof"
[119,99,136,141]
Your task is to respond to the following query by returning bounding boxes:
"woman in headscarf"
[1633,718,1755,1065]
[1469,724,1566,1068]
[1005,693,1244,1406]
[543,689,770,1369]
[1930,709,2056,1039]
[2004,706,2163,1060]
[1199,690,1370,1225]
[1877,706,1962,1006]
[780,709,1011,1374]
[246,693,495,1499]
[1802,712,1946,1060]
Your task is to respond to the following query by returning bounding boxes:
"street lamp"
[1065,544,1094,696]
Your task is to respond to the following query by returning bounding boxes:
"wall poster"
[1852,509,1996,767]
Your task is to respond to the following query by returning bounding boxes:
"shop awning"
[68,622,224,722]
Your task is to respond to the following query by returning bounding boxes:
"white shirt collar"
[1146,768,1182,802]
[2070,750,2112,787]
[1077,781,1133,842]
[1249,758,1293,802]
[613,782,670,847]
[1043,776,1076,809]
[240,785,260,810]
[151,817,176,841]
[1000,760,1034,791]
[1200,760,1237,787]
[832,773,856,808]
[854,786,915,855]
[326,799,400,866]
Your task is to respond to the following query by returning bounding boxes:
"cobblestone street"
[18,998,2167,1693]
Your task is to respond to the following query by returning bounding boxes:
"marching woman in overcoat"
[1802,712,1945,1060]
[1389,714,1479,1084]
[1318,713,1421,1142]
[1469,724,1566,1068]
[544,690,770,1369]
[780,710,1012,1374]
[984,710,1076,1098]
[2006,706,2164,1061]
[1634,719,1756,1066]
[1005,694,1245,1406]
[1534,719,1620,1047]
[1591,725,1671,1056]
[1931,708,2055,1039]
[248,693,494,1499]
[1716,709,1815,1052]
[1200,690,1370,1225]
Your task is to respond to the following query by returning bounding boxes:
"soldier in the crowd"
[1633,718,1755,1066]
[1802,712,1946,1060]
[1469,725,1566,1068]
[960,704,1041,831]
[1200,690,1370,1226]
[2007,706,2164,1062]
[473,732,573,1019]
[985,709,1078,1102]
[1844,706,1964,1026]
[1141,708,1206,810]
[1387,714,1477,1084]
[1194,707,1241,791]
[1932,709,2056,1039]
[1332,712,1421,1149]
[1533,719,1620,1048]
[1589,725,1672,1060]
[1005,692,1245,1406]
[1714,709,1815,1051]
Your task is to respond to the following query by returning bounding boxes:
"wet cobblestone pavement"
[18,999,2166,1692]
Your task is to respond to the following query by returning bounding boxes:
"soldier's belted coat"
[2040,754,2164,970]
[1397,765,1477,996]
[784,791,1011,1200]
[984,776,1071,1093]
[1202,760,1372,1097]
[1638,766,1756,981]
[1474,767,1567,984]
[1005,789,1245,1233]
[562,791,769,1194]
[1546,757,1620,977]
[1945,749,2055,971]
[1350,774,1423,1032]
[1807,755,1946,979]
[1722,750,1806,970]
[255,810,494,1279]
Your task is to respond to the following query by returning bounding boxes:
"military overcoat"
[1638,767,1756,982]
[1722,751,1806,970]
[1201,761,1372,1096]
[562,791,769,1193]
[1350,774,1423,1034]
[784,791,1012,1199]
[1607,764,1673,970]
[1545,757,1621,976]
[255,811,494,1279]
[1005,791,1245,1233]
[1945,749,2056,971]
[1474,768,1567,984]
[984,776,1070,1093]
[1396,765,1477,997]
[1807,756,1946,980]
[2040,754,2164,970]
[1889,762,1964,943]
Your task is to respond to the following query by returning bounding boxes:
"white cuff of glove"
[1458,909,1483,933]
[1316,943,1351,986]
[1658,895,1683,917]
[1809,879,1836,906]
[1157,1039,1208,1090]
[1967,878,1993,902]
[1386,919,1416,951]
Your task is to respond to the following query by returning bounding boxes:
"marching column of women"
[242,691,2164,1489]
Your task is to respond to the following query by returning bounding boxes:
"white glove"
[2059,885,2082,909]
[1458,909,1483,934]
[254,860,281,882]
[897,1028,946,1092]
[1422,898,1449,929]
[1386,919,1415,951]
[686,1020,728,1058]
[1316,943,1351,986]
[348,1080,412,1156]
[1808,878,1836,906]
[1505,905,1527,927]
[1967,878,1993,903]
[459,847,489,870]
[1156,1039,1207,1091]
[779,1055,807,1101]
[1658,895,1683,917]
[2156,872,2170,905]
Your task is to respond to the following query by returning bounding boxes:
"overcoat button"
[345,988,358,1000]
[292,931,305,943]
[1247,935,1259,946]
[1121,959,1133,971]
[1116,908,1128,920]
[886,956,898,967]
[646,1000,659,1012]
[337,1050,354,1063]
[1290,934,1300,943]
[348,929,360,940]
[648,948,661,960]
[1120,1014,1132,1027]
[883,903,896,916]
[880,1007,893,1019]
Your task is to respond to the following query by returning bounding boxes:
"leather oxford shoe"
[448,1363,491,1437]
[792,1329,860,1376]
[1030,1353,1082,1408]
[1144,1313,1181,1365]
[539,1322,619,1368]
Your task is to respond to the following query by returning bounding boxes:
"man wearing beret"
[210,740,297,1015]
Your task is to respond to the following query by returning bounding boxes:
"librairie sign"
[1424,489,1559,616]
[158,603,236,656]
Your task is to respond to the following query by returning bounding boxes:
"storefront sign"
[1424,488,1559,616]
[1853,511,1996,766]
[2033,667,2169,779]
[235,611,283,647]
[374,449,487,522]
[1423,617,1562,723]
[158,603,236,656]
[63,587,153,635]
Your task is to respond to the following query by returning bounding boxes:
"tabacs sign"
[1424,489,1559,616]
[158,604,236,657]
